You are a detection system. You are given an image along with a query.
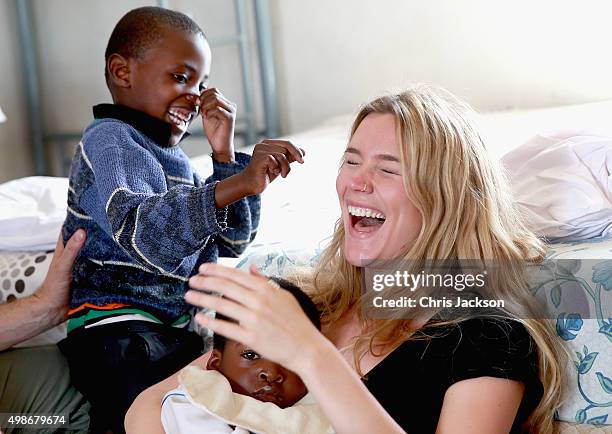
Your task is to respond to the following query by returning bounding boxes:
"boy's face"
[122,28,211,145]
[207,341,308,409]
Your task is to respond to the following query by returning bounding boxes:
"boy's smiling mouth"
[167,106,198,130]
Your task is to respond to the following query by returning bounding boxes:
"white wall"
[270,0,612,132]
[0,0,32,180]
[2,0,612,181]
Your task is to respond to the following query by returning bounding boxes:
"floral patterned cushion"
[556,421,612,433]
[538,238,612,426]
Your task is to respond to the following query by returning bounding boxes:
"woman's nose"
[349,168,372,193]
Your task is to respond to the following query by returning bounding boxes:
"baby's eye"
[344,159,359,166]
[172,73,188,84]
[241,350,261,361]
[199,82,208,92]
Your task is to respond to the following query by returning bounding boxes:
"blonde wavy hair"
[294,85,566,433]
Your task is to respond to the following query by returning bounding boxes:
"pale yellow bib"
[179,366,334,434]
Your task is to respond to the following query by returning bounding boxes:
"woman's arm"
[124,352,212,434]
[436,377,524,433]
[296,334,406,434]
[186,263,405,434]
[0,230,85,351]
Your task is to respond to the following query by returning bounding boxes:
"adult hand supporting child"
[0,229,86,351]
[0,229,91,433]
[213,139,305,208]
[200,87,237,163]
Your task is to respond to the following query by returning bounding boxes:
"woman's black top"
[363,317,543,433]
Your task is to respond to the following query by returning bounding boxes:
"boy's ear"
[207,349,222,370]
[107,53,131,88]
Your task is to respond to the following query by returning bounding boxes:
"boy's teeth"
[168,109,192,123]
[348,205,385,219]
[168,111,189,126]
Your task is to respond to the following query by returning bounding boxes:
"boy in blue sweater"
[58,7,304,433]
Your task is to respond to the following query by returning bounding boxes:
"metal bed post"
[253,0,279,138]
[234,0,256,147]
[15,0,46,175]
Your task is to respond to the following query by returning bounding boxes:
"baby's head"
[104,7,210,145]
[206,277,321,409]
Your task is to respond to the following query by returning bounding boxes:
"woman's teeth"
[348,205,386,220]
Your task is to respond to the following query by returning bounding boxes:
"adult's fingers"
[197,263,275,294]
[249,264,265,277]
[195,312,252,346]
[185,290,256,324]
[188,275,260,307]
[54,229,85,272]
[49,233,65,267]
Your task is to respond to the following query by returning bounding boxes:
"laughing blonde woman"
[126,86,565,434]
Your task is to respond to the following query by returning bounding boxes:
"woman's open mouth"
[348,205,386,234]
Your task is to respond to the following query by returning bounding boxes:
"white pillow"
[502,133,612,242]
[0,176,68,251]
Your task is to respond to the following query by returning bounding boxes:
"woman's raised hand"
[185,263,324,374]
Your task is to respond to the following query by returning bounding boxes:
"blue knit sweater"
[62,104,260,322]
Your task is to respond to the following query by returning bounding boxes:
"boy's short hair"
[104,6,205,83]
[212,277,321,351]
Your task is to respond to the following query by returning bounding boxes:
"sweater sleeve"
[81,123,228,273]
[201,152,261,258]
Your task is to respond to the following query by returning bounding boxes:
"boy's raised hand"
[213,139,305,209]
[200,87,236,163]
[241,139,305,195]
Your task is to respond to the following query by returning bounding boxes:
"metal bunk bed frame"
[15,0,279,175]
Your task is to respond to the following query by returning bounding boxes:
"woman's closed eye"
[241,350,261,361]
[380,167,400,175]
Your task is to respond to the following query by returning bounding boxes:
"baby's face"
[207,341,308,408]
[124,27,211,145]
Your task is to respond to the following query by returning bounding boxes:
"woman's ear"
[107,53,131,88]
[206,349,222,370]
